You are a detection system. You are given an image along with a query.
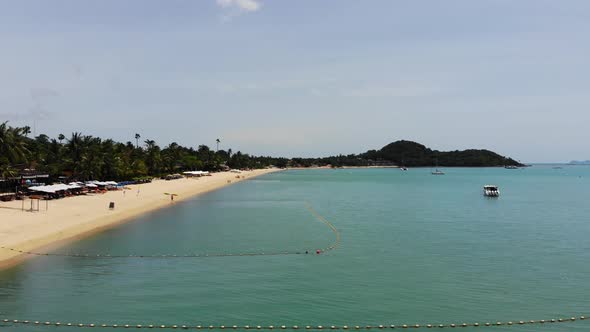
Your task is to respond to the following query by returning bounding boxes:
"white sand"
[0,168,280,269]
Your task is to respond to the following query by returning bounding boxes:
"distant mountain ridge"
[569,160,590,165]
[361,140,522,167]
[290,140,522,168]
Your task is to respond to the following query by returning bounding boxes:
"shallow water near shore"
[1,166,589,331]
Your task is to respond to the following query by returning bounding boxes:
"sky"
[1,0,589,162]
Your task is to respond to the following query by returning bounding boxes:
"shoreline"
[0,168,280,270]
[286,166,400,170]
[286,165,527,170]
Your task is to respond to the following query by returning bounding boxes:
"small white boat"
[505,165,518,169]
[432,159,444,175]
[483,185,500,197]
[400,167,408,171]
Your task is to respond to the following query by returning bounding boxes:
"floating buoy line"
[1,203,587,330]
[0,202,340,259]
[0,316,586,329]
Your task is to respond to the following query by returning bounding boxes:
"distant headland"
[568,160,590,165]
[291,140,522,168]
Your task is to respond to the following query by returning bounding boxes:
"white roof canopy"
[182,171,209,175]
[29,181,118,193]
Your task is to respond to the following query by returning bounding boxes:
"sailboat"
[431,159,445,175]
[400,158,408,171]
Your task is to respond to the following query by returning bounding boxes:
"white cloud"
[216,0,261,12]
[216,0,261,22]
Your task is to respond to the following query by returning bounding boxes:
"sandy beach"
[0,168,280,270]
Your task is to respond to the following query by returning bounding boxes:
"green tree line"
[0,121,287,181]
[1,122,521,181]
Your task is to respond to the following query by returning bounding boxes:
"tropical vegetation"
[0,121,521,183]
[362,140,522,167]
[0,121,287,182]
[287,141,521,168]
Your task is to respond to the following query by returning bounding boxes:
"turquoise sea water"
[1,166,589,331]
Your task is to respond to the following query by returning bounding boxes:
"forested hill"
[362,140,522,167]
[292,140,522,168]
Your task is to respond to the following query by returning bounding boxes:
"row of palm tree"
[0,121,287,182]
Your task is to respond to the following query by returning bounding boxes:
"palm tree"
[197,145,211,162]
[23,126,31,138]
[135,133,141,149]
[58,133,65,144]
[66,132,85,175]
[0,121,30,168]
[144,140,161,175]
[80,147,102,180]
[0,164,17,179]
[216,138,221,152]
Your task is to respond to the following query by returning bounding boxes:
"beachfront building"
[0,169,50,201]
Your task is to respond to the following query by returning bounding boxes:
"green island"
[291,140,522,168]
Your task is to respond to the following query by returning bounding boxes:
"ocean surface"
[1,166,589,331]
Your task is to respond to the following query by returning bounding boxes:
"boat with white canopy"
[483,185,500,197]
